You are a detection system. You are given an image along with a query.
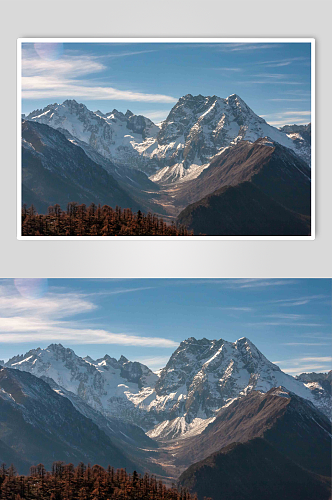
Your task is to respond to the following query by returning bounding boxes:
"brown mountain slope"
[176,182,310,236]
[173,138,311,216]
[178,438,331,500]
[172,388,331,477]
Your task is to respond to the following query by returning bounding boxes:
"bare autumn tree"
[22,203,193,236]
[0,462,197,500]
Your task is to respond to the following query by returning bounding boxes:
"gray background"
[1,0,331,278]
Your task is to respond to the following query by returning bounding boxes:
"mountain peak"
[119,355,129,363]
[227,93,240,99]
[236,336,249,343]
[62,99,79,106]
[83,355,95,364]
[47,343,65,350]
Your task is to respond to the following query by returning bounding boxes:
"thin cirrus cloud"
[225,279,296,289]
[262,110,311,127]
[264,313,309,320]
[221,307,253,312]
[269,295,327,307]
[273,356,331,374]
[21,49,177,103]
[211,67,242,72]
[134,356,171,369]
[220,43,279,52]
[269,99,309,102]
[0,286,178,348]
[282,343,330,346]
[254,57,307,67]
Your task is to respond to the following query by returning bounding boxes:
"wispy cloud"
[264,314,308,320]
[134,355,170,369]
[255,57,307,68]
[0,284,178,348]
[220,44,279,52]
[251,322,325,327]
[282,111,311,116]
[269,295,328,307]
[252,73,294,79]
[226,279,296,289]
[269,99,309,102]
[282,342,330,346]
[262,110,311,127]
[212,67,242,72]
[221,307,253,312]
[22,47,177,103]
[140,110,169,122]
[268,119,311,127]
[273,356,331,375]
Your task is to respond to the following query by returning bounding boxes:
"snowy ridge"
[25,94,311,185]
[6,337,328,440]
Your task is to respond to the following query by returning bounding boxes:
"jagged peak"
[125,110,134,118]
[46,343,76,356]
[119,355,129,363]
[227,93,241,100]
[47,342,65,350]
[83,355,95,364]
[62,99,80,106]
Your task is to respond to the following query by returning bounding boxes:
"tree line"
[0,462,199,500]
[21,203,193,236]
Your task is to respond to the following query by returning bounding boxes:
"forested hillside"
[21,204,192,236]
[0,462,196,500]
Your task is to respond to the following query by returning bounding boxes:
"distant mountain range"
[22,94,311,236]
[1,338,330,499]
[25,95,310,181]
[4,338,329,439]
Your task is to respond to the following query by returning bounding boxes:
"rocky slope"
[25,95,311,184]
[295,371,331,416]
[279,123,311,165]
[25,100,160,174]
[173,137,311,216]
[22,120,141,213]
[173,387,331,474]
[177,388,331,500]
[6,338,328,440]
[0,367,137,474]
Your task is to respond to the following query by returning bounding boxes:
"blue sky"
[0,278,330,375]
[21,41,311,127]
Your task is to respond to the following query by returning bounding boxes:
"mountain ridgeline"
[1,338,330,500]
[22,94,311,236]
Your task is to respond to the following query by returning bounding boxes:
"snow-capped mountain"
[25,100,160,174]
[25,95,311,184]
[149,94,310,183]
[6,338,328,440]
[295,371,331,417]
[5,344,159,426]
[279,123,311,165]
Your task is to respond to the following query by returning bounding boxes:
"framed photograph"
[17,38,315,239]
[0,277,330,498]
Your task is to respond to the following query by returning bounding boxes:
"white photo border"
[17,37,315,241]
